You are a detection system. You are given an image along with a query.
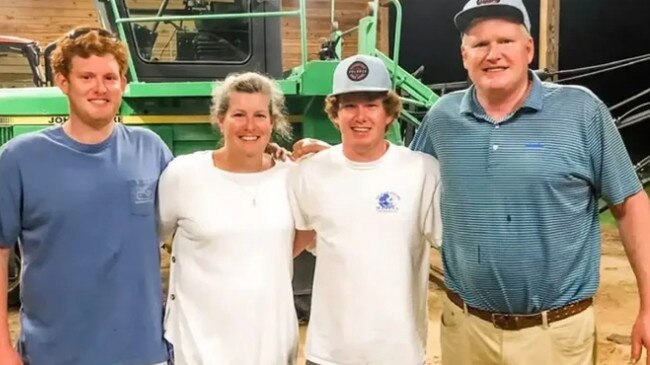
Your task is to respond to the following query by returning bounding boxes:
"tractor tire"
[7,248,21,307]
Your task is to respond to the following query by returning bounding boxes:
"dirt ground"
[7,226,645,364]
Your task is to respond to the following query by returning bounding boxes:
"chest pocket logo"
[129,178,157,216]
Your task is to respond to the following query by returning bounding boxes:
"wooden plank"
[0,65,33,74]
[378,7,389,55]
[0,0,92,10]
[0,53,31,64]
[1,9,97,19]
[539,0,560,77]
[128,0,187,9]
[0,74,33,82]
[0,82,35,88]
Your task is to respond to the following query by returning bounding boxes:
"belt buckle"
[491,313,519,330]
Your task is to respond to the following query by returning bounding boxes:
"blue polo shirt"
[0,124,172,365]
[410,72,641,313]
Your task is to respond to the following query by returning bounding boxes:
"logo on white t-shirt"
[376,191,400,212]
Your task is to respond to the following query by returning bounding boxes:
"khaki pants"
[441,296,596,365]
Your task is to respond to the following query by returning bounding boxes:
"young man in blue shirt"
[0,27,171,365]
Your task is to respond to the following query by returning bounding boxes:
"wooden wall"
[0,0,97,87]
[0,0,389,87]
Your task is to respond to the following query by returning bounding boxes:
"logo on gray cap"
[477,0,500,4]
[347,61,369,81]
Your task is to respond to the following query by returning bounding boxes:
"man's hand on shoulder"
[265,143,292,162]
[292,138,331,160]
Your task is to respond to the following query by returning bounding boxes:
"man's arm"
[291,139,331,160]
[0,247,22,365]
[293,230,316,258]
[287,164,316,258]
[586,98,650,364]
[420,156,443,248]
[610,190,650,364]
[613,190,650,307]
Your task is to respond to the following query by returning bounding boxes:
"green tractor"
[0,0,438,314]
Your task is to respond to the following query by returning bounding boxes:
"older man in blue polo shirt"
[410,0,650,364]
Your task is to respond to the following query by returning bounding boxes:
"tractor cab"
[96,0,282,82]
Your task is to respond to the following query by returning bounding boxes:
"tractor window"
[0,53,36,88]
[124,0,252,64]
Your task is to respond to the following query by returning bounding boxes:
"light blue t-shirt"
[0,124,172,365]
[410,72,641,313]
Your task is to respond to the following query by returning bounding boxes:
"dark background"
[390,0,650,162]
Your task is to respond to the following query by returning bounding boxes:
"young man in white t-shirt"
[289,54,442,365]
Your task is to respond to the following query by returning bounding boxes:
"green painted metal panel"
[0,78,301,116]
[301,118,340,145]
[357,16,376,55]
[0,125,48,146]
[300,96,340,144]
[116,10,301,24]
[173,141,218,156]
[0,127,13,147]
[375,51,439,107]
[125,82,213,98]
[14,126,47,135]
[385,122,403,145]
[140,124,219,156]
[140,125,174,150]
[120,98,211,116]
[401,110,421,127]
[125,79,299,98]
[172,124,219,141]
[300,61,338,96]
[3,123,219,158]
[0,88,68,115]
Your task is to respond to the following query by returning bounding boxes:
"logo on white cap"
[347,61,369,81]
[477,0,500,4]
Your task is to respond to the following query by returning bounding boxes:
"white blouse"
[158,151,298,365]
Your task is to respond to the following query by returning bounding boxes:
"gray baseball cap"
[454,0,531,33]
[329,54,392,97]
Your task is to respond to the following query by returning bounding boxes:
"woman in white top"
[157,72,313,365]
